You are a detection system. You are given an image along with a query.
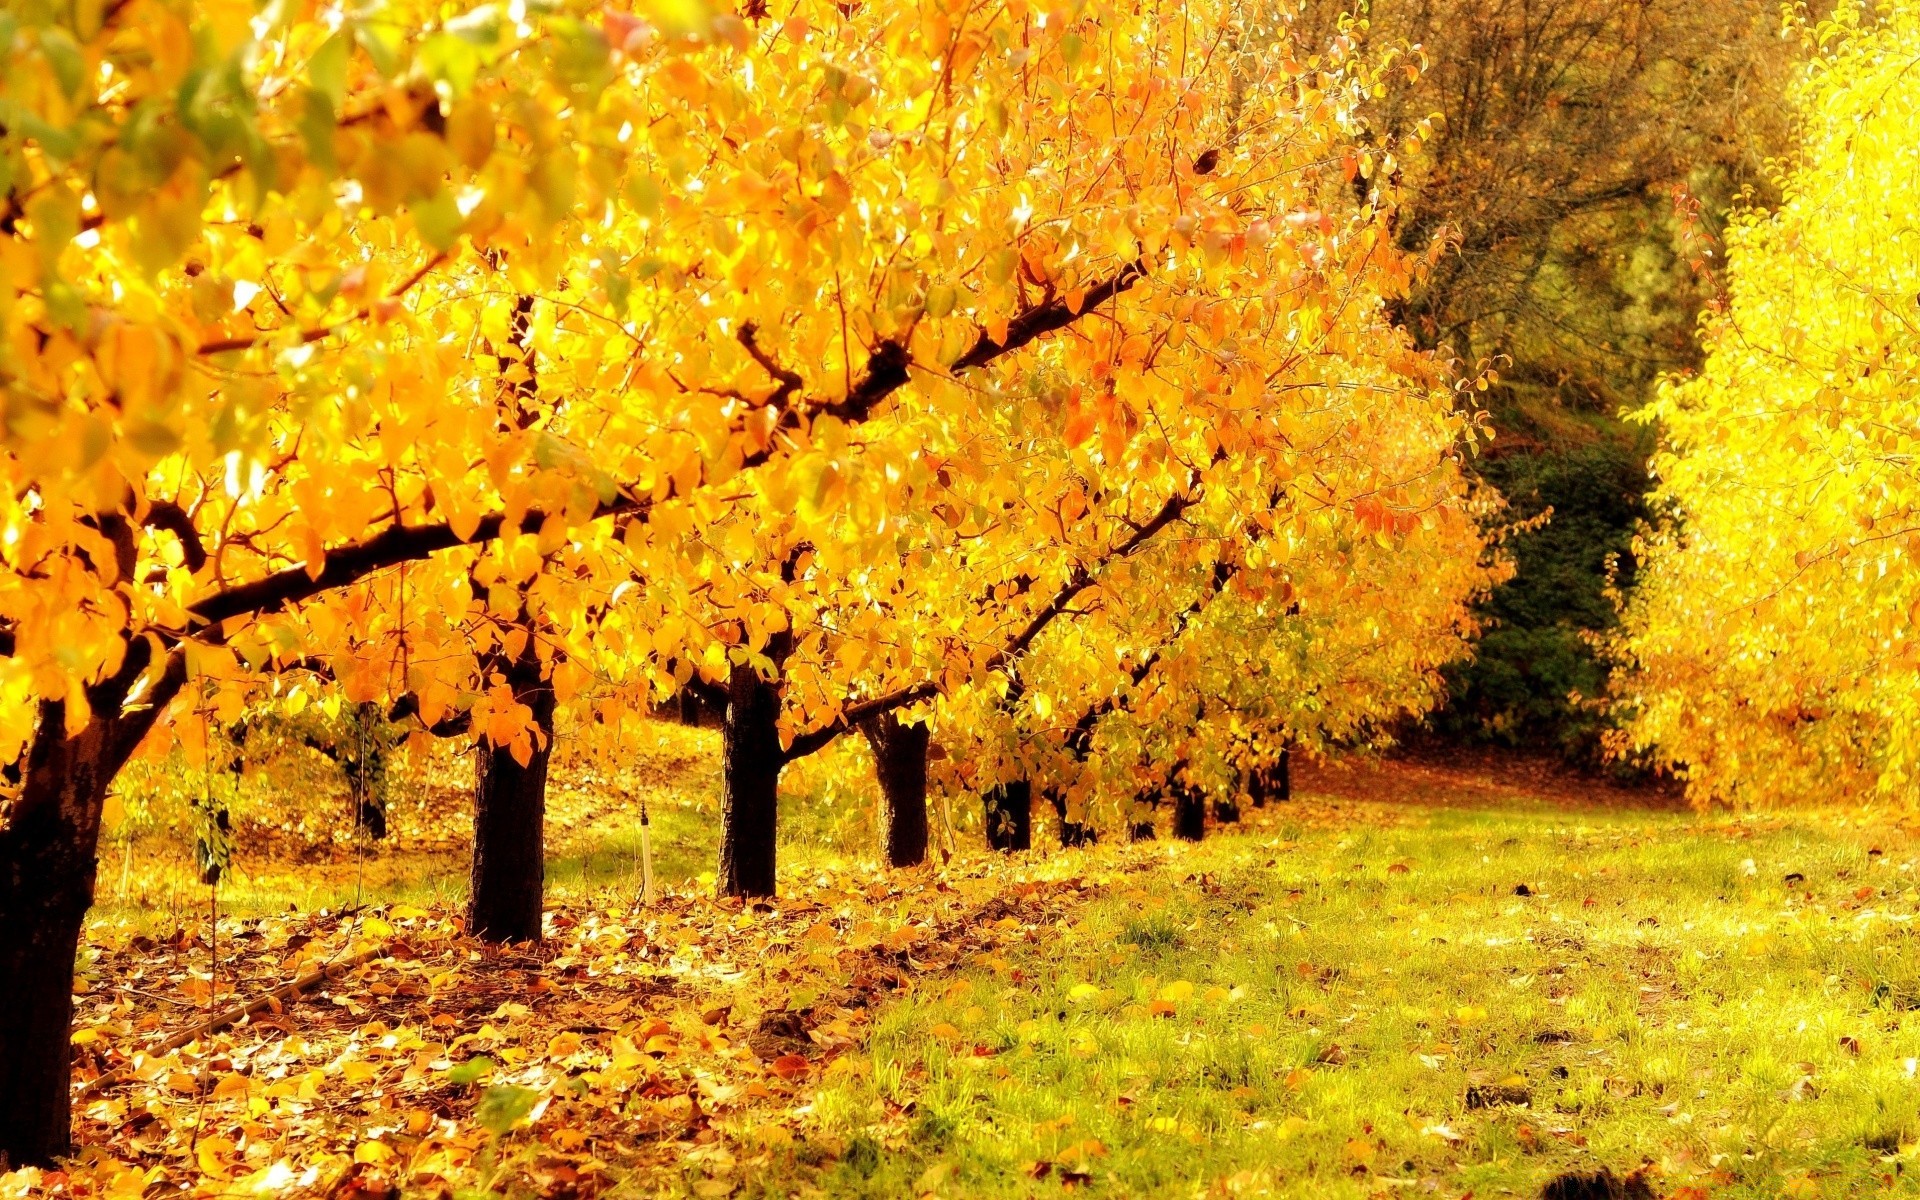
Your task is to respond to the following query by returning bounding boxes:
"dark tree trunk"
[1250,747,1292,806]
[0,711,117,1167]
[1212,798,1241,824]
[666,688,725,729]
[718,638,789,899]
[468,644,556,944]
[1046,786,1097,847]
[1,644,182,1169]
[349,701,388,839]
[983,780,1032,852]
[1129,787,1160,841]
[1173,783,1207,842]
[862,714,930,868]
[356,795,388,840]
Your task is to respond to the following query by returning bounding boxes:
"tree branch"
[142,502,208,572]
[781,483,1195,764]
[950,259,1149,373]
[196,252,447,356]
[174,263,1153,634]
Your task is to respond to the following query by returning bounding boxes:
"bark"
[717,637,789,899]
[345,703,389,839]
[1,645,183,1167]
[0,713,117,1167]
[1173,782,1207,842]
[861,714,930,869]
[1129,820,1158,842]
[468,645,557,944]
[1276,746,1292,803]
[983,780,1032,852]
[1212,797,1241,825]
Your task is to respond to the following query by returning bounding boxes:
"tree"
[670,478,1206,894]
[1289,0,1795,758]
[0,0,1554,1164]
[1609,1,1920,807]
[934,367,1508,838]
[0,0,1471,1160]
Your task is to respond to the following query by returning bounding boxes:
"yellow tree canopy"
[1,0,1468,770]
[1611,0,1920,806]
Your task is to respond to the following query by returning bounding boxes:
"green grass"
[75,733,1920,1196]
[83,722,883,938]
[800,797,1920,1198]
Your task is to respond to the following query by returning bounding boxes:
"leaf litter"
[22,848,1150,1200]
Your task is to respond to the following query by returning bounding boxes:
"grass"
[62,737,1920,1198]
[796,772,1920,1198]
[84,720,882,939]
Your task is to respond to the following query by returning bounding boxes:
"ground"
[12,736,1920,1199]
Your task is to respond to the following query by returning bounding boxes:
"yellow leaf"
[353,1140,394,1164]
[196,1136,235,1179]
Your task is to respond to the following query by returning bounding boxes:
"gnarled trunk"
[718,639,788,899]
[983,780,1032,852]
[861,714,930,868]
[468,646,556,944]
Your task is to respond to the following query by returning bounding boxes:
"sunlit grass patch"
[806,798,1920,1197]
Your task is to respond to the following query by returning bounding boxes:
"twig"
[78,945,390,1097]
[123,986,201,1009]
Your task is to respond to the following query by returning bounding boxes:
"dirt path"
[1299,747,1685,813]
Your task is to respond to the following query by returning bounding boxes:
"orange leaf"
[768,1054,810,1080]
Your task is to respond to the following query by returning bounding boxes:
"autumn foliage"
[1610,1,1920,807]
[0,0,1513,1171]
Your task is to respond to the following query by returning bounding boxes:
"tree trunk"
[1173,783,1206,842]
[1129,787,1160,841]
[349,701,388,839]
[1,659,180,1169]
[862,714,930,868]
[983,780,1032,852]
[718,646,787,899]
[468,646,557,944]
[1250,747,1292,806]
[1046,786,1097,847]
